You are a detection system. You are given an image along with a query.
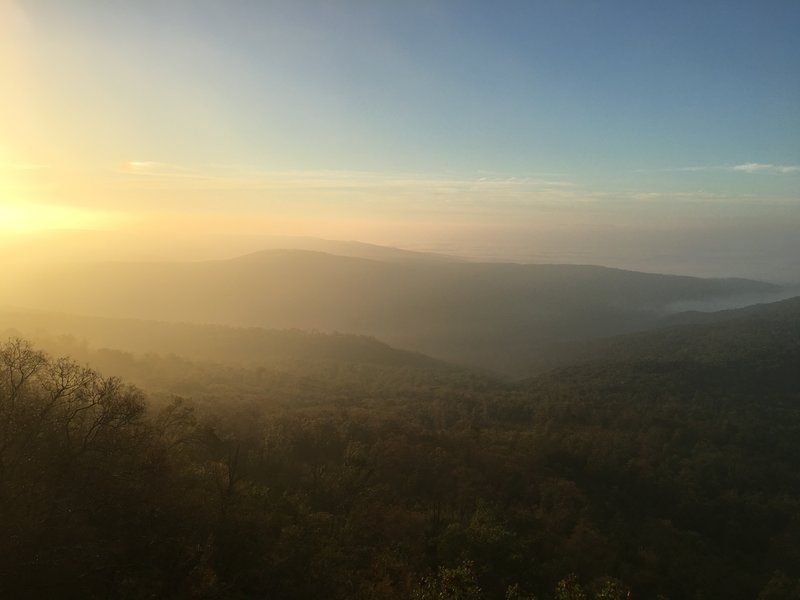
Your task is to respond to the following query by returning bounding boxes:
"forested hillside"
[0,309,446,369]
[2,296,799,599]
[4,249,784,375]
[537,294,800,371]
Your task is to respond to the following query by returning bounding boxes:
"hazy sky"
[1,0,799,278]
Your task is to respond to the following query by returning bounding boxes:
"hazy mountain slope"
[0,230,462,264]
[240,236,465,263]
[5,249,781,375]
[535,294,800,371]
[0,308,445,370]
[664,294,800,326]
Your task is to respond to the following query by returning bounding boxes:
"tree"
[413,560,484,600]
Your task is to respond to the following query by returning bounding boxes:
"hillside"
[0,308,483,405]
[665,294,800,326]
[509,307,800,599]
[536,294,800,371]
[0,230,463,265]
[0,308,444,369]
[3,299,799,599]
[4,248,782,376]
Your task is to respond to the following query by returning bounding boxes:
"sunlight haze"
[1,0,798,279]
[3,4,800,596]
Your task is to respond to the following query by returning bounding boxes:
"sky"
[1,0,799,279]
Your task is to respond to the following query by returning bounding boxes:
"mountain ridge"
[5,247,784,376]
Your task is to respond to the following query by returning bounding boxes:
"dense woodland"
[2,297,799,599]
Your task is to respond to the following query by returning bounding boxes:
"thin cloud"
[631,166,715,173]
[115,162,577,190]
[731,163,800,174]
[636,163,800,174]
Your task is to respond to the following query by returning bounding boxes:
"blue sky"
[11,0,799,176]
[1,0,799,278]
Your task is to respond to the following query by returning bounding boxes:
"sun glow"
[0,201,117,232]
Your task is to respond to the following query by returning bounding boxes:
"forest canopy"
[2,327,799,599]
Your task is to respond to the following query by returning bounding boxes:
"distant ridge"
[664,293,800,325]
[0,230,464,264]
[0,308,446,370]
[227,236,465,263]
[5,248,783,376]
[534,294,800,371]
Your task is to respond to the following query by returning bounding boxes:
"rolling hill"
[5,247,784,376]
[535,294,800,371]
[0,308,446,370]
[3,286,799,599]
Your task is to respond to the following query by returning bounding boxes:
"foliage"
[1,322,799,598]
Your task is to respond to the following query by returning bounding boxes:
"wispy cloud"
[637,163,800,175]
[116,162,578,192]
[95,161,609,218]
[110,161,792,215]
[731,163,800,174]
